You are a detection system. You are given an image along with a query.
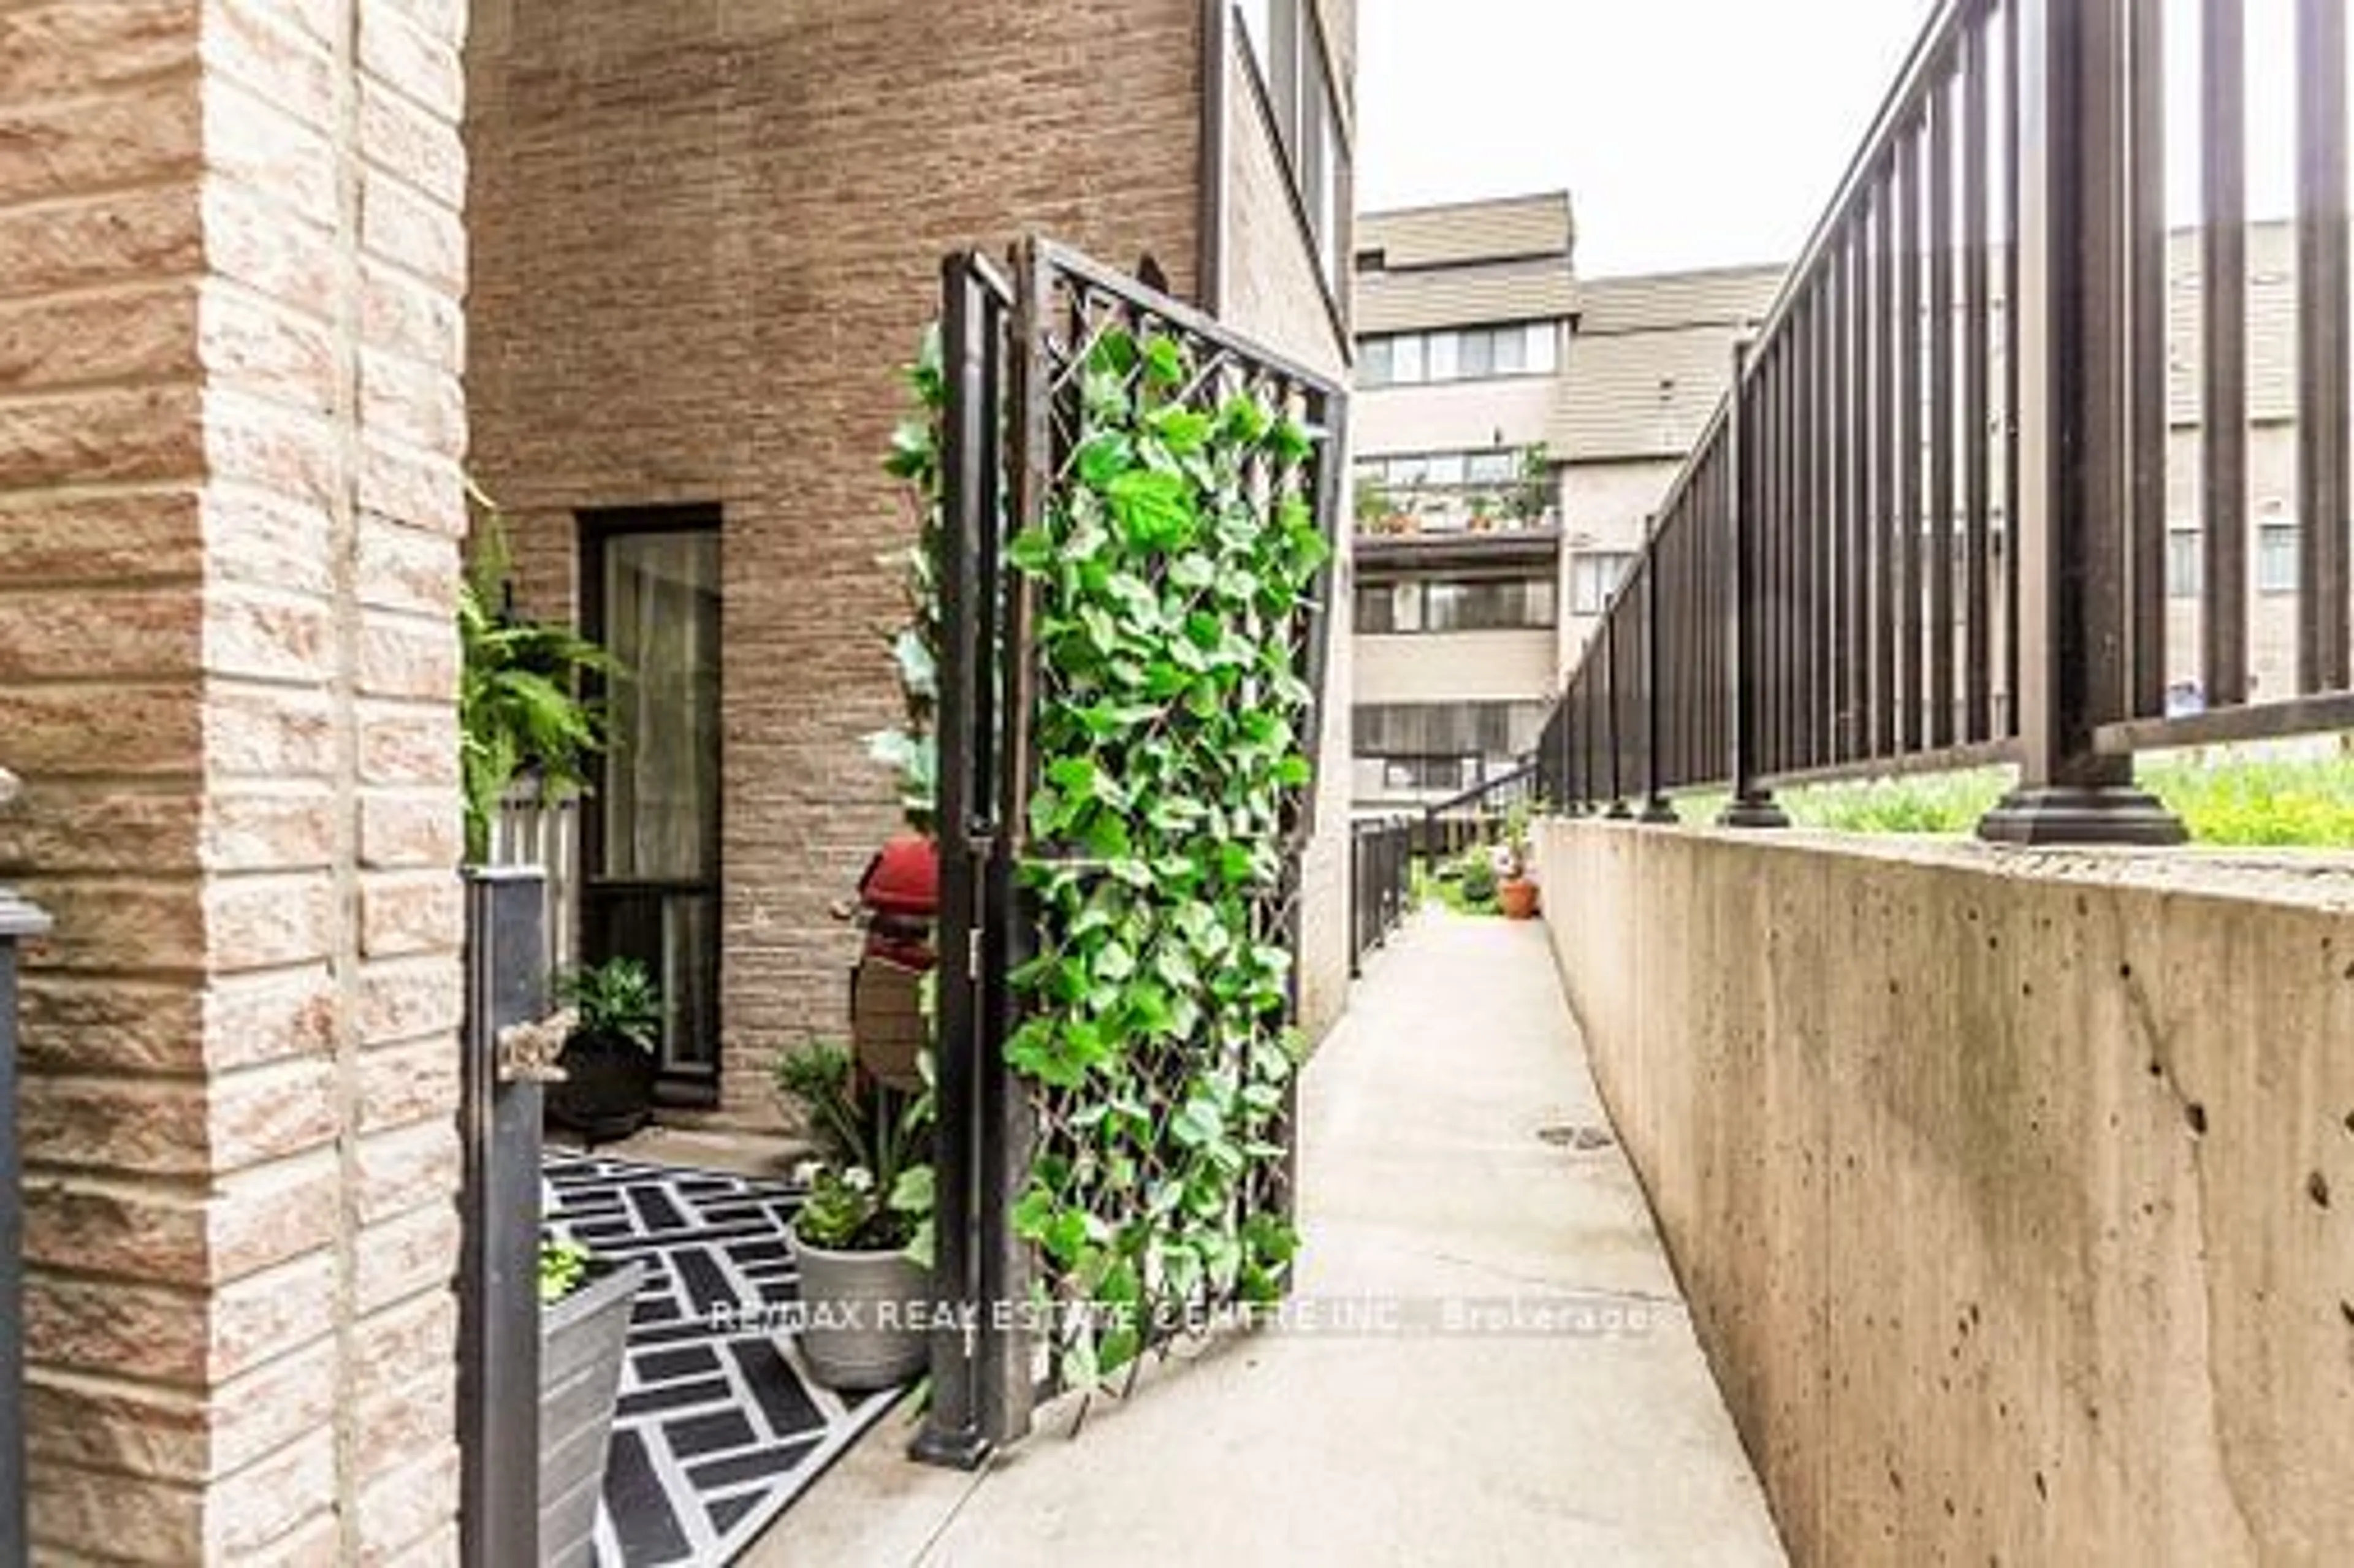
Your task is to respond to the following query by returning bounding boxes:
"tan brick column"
[0,1,470,1559]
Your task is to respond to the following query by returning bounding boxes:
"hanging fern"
[458,489,618,862]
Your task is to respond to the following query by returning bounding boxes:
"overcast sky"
[1357,1,2315,278]
[1355,0,1944,277]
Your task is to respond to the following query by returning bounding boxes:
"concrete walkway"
[761,910,1786,1567]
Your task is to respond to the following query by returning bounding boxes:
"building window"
[1355,701,1552,762]
[1381,756,1479,794]
[2259,520,2298,593]
[1425,577,1556,631]
[1569,551,1637,615]
[1236,0,1272,66]
[1238,1,1349,295]
[1465,449,1518,485]
[1355,580,1424,633]
[1361,577,1552,633]
[2167,527,2200,599]
[1357,323,1558,387]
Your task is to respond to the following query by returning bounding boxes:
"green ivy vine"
[1002,325,1330,1392]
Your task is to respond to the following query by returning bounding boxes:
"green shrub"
[1726,750,2354,847]
[1458,852,1498,904]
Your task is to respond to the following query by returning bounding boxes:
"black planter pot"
[546,1031,657,1143]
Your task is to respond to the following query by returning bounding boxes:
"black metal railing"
[1541,0,2354,842]
[1414,759,1541,858]
[1349,817,1412,973]
[1,881,49,1568]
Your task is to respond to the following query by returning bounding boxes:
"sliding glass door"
[582,510,722,1101]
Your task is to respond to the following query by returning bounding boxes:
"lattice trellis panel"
[923,240,1343,1457]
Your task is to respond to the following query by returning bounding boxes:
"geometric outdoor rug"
[542,1155,908,1566]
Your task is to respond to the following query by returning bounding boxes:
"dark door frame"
[577,504,725,1108]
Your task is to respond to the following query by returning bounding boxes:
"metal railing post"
[1,881,50,1568]
[1640,549,1679,823]
[1978,0,2184,843]
[1604,614,1632,819]
[913,252,995,1471]
[1720,335,1791,828]
[459,867,549,1568]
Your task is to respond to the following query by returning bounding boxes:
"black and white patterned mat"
[543,1155,907,1566]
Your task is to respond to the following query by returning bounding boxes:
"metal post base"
[1717,793,1792,829]
[1604,800,1634,820]
[1639,796,1680,824]
[909,1426,992,1471]
[1975,785,2187,846]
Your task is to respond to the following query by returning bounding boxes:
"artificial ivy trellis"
[1000,325,1328,1393]
[886,311,1328,1401]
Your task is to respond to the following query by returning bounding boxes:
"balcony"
[1355,485,1561,569]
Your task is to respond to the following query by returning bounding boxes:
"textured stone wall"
[0,0,469,1556]
[468,0,1366,1121]
[1536,820,2354,1568]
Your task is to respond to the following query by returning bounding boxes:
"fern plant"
[459,487,619,861]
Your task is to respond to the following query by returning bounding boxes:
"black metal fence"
[1,885,48,1568]
[1541,0,2354,840]
[1413,759,1542,858]
[921,239,1343,1464]
[1349,818,1412,974]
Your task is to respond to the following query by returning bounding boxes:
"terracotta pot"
[1498,878,1541,920]
[788,1225,928,1391]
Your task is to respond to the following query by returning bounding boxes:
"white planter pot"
[787,1225,928,1393]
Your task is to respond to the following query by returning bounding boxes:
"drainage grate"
[1537,1123,1615,1152]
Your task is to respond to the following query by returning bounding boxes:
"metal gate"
[916,240,1344,1464]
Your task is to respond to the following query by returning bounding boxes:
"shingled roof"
[1354,192,1577,337]
[1357,192,1574,270]
[1550,264,1783,462]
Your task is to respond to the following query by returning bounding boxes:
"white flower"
[842,1166,876,1194]
[791,1159,826,1187]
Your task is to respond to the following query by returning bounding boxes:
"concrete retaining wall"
[1534,818,2354,1567]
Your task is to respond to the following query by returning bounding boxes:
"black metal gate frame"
[916,238,1345,1467]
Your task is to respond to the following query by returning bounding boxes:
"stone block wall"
[0,0,470,1556]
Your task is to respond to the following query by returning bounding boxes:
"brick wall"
[467,0,1214,1124]
[0,0,469,1557]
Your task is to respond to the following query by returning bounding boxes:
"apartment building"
[1349,193,1576,807]
[467,0,1360,1119]
[1550,263,1785,670]
[1548,227,2316,713]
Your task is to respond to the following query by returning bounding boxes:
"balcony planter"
[541,1256,646,1564]
[788,1224,928,1392]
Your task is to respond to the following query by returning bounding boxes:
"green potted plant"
[1496,799,1541,920]
[458,486,617,864]
[1456,847,1501,914]
[546,957,662,1142]
[537,1233,645,1562]
[775,1041,934,1391]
